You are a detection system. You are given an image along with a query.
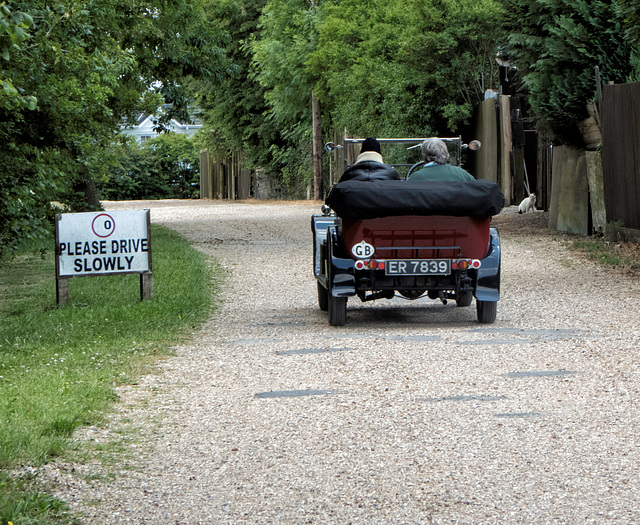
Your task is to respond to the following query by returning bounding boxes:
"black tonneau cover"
[325,179,504,219]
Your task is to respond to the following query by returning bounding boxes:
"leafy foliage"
[614,0,640,76]
[502,0,636,145]
[615,0,640,47]
[0,4,36,110]
[187,0,317,195]
[0,0,225,260]
[98,134,201,201]
[309,0,504,136]
[252,0,317,126]
[5,0,634,224]
[189,0,282,169]
[191,0,503,196]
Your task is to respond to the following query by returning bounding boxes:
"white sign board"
[56,210,151,277]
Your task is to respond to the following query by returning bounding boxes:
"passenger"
[408,137,475,181]
[338,137,400,182]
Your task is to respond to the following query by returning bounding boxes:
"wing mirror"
[324,142,343,152]
[464,140,481,151]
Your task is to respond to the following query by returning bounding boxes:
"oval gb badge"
[351,240,375,259]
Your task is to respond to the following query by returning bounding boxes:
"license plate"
[385,259,451,276]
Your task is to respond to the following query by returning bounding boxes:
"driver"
[408,137,475,181]
[339,138,400,182]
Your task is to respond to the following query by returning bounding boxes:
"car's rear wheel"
[328,294,347,326]
[476,300,497,323]
[317,281,328,311]
[456,290,473,307]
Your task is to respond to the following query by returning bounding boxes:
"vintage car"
[312,137,504,326]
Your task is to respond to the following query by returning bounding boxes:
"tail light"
[355,259,386,270]
[452,259,481,270]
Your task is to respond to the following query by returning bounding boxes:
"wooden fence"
[601,82,640,231]
[197,84,640,234]
[473,96,545,207]
[200,150,252,200]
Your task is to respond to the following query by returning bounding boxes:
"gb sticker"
[352,240,375,259]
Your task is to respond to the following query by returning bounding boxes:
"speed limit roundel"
[91,213,116,238]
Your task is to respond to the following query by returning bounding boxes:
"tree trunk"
[73,172,101,211]
[312,90,323,200]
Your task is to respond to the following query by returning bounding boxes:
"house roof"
[120,105,202,131]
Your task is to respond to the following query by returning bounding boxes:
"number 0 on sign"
[92,213,116,238]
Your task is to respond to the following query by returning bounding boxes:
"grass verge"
[568,237,640,273]
[0,225,220,524]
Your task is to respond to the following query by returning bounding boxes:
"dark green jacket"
[408,163,475,182]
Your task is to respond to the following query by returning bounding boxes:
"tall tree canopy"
[199,0,640,179]
[189,0,280,168]
[0,0,226,258]
[189,0,315,195]
[6,0,635,251]
[250,0,318,190]
[616,0,640,48]
[308,0,504,136]
[0,4,36,110]
[252,0,503,136]
[502,0,637,145]
[193,0,504,192]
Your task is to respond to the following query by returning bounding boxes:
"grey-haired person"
[408,137,475,182]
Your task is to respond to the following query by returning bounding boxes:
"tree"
[614,0,640,77]
[0,4,36,110]
[307,0,504,137]
[189,0,279,167]
[308,0,416,137]
[186,0,320,198]
[502,0,636,146]
[0,0,226,259]
[252,0,317,127]
[240,0,503,193]
[615,0,640,47]
[250,0,319,192]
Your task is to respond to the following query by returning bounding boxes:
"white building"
[121,110,202,144]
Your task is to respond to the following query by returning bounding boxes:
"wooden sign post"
[55,210,152,305]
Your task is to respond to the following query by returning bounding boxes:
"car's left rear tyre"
[476,300,497,324]
[317,281,328,311]
[328,294,347,326]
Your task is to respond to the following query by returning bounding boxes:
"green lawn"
[0,225,219,524]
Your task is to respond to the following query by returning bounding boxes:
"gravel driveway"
[46,200,640,523]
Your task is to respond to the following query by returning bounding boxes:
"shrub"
[98,134,200,201]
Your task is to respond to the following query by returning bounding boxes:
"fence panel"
[200,150,253,200]
[200,150,211,199]
[473,98,500,185]
[601,83,640,230]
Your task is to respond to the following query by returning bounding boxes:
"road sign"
[55,209,152,304]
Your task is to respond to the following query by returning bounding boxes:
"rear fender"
[475,228,500,301]
[312,214,338,278]
[328,227,356,297]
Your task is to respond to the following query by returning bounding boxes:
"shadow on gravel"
[338,302,480,328]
